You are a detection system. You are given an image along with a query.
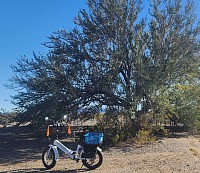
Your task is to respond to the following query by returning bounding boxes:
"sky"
[0,0,87,111]
[0,0,200,112]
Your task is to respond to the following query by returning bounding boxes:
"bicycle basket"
[84,132,103,145]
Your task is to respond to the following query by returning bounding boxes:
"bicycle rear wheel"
[82,150,103,170]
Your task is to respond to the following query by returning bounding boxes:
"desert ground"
[1,125,200,173]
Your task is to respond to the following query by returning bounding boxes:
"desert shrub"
[95,110,134,145]
[134,129,156,144]
[111,134,120,144]
[152,126,169,136]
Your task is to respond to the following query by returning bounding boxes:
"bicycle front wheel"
[42,147,56,169]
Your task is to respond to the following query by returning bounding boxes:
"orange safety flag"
[67,124,71,135]
[46,126,50,137]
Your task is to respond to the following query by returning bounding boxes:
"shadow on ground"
[0,168,91,173]
[0,126,89,172]
[0,126,48,165]
[0,126,98,173]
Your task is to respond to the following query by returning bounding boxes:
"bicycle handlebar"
[45,117,63,127]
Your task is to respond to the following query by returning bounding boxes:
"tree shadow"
[0,167,91,173]
[0,126,51,165]
[0,126,94,173]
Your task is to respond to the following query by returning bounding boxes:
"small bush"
[134,129,156,144]
[152,126,168,136]
[111,134,120,144]
[189,148,198,156]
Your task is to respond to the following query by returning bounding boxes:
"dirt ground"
[1,126,200,173]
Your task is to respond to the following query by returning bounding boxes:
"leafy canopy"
[9,0,200,132]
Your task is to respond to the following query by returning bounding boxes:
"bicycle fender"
[96,146,102,152]
[49,144,59,161]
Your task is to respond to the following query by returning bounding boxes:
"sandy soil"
[1,126,200,173]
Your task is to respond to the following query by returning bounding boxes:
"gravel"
[1,126,200,173]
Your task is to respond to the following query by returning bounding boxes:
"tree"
[146,0,200,131]
[10,53,84,124]
[49,0,149,130]
[9,0,200,135]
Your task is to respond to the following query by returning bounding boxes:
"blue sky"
[0,0,199,112]
[0,0,87,111]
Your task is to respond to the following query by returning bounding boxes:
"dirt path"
[1,126,200,173]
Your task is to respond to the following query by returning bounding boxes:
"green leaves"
[9,0,200,132]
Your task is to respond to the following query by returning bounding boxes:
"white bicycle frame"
[44,116,102,162]
[48,139,102,162]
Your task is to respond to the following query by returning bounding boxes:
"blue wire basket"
[84,132,103,145]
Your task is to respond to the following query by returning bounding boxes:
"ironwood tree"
[9,0,200,133]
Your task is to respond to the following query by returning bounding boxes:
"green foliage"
[152,126,169,136]
[134,129,156,144]
[151,83,200,133]
[7,0,200,136]
[96,109,134,145]
[111,134,120,144]
[145,0,200,131]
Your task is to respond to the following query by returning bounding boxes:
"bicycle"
[42,116,103,170]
